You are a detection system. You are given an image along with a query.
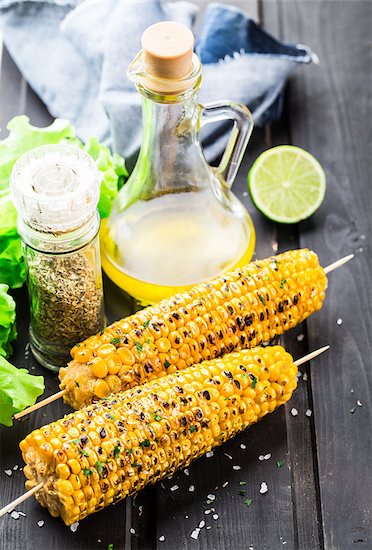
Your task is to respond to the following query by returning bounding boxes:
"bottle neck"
[140,87,200,155]
[18,211,100,254]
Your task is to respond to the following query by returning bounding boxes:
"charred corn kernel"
[89,357,108,379]
[21,345,299,526]
[60,249,325,410]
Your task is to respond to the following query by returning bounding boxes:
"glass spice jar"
[11,144,105,371]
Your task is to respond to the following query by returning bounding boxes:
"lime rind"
[248,145,326,224]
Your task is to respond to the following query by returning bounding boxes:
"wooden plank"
[260,1,326,547]
[277,2,372,549]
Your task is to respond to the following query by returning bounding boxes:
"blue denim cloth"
[0,0,315,163]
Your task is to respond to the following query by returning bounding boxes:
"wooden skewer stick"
[13,253,351,422]
[324,253,354,274]
[2,345,329,517]
[14,389,67,420]
[294,345,329,367]
[0,481,44,518]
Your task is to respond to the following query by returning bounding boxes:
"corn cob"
[21,345,297,525]
[59,248,326,409]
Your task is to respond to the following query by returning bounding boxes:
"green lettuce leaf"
[0,284,17,358]
[0,189,17,238]
[0,356,44,426]
[0,236,26,289]
[83,137,128,218]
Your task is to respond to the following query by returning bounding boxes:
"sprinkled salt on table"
[291,408,298,417]
[37,520,44,528]
[70,521,79,532]
[260,482,268,494]
[305,409,312,417]
[189,485,195,492]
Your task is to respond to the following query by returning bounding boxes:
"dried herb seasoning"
[26,243,104,349]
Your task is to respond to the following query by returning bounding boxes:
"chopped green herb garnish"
[132,461,139,467]
[349,407,356,414]
[143,320,150,328]
[239,481,246,486]
[251,375,258,389]
[72,439,80,445]
[152,413,162,421]
[189,425,197,433]
[238,490,246,496]
[113,445,120,458]
[96,460,103,474]
[110,338,120,346]
[108,544,114,550]
[135,341,143,353]
[100,330,105,336]
[259,295,266,306]
[140,439,151,448]
[164,360,170,368]
[244,498,252,507]
[78,449,90,457]
[280,279,287,289]
[126,449,132,455]
[277,460,285,468]
[75,381,80,388]
[146,338,151,344]
[83,468,93,476]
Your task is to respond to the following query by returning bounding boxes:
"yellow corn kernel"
[94,379,110,398]
[67,459,81,475]
[56,463,70,480]
[89,357,108,378]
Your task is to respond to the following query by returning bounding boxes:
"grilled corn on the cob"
[60,248,326,409]
[21,345,297,525]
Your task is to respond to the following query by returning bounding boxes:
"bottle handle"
[200,101,254,188]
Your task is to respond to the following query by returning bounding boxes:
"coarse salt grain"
[264,453,271,460]
[130,528,135,534]
[291,408,298,417]
[206,451,214,458]
[11,511,20,520]
[224,453,232,460]
[70,522,79,532]
[17,511,26,517]
[159,536,165,542]
[260,482,268,494]
[199,520,205,529]
[357,400,363,407]
[170,485,179,492]
[305,409,312,417]
[207,526,212,530]
[205,510,211,515]
[4,469,12,476]
[303,373,308,381]
[184,469,189,476]
[297,334,305,342]
[13,465,18,471]
[213,514,219,520]
[207,494,215,501]
[233,465,241,470]
[37,520,44,528]
[191,529,200,540]
[240,444,246,450]
[222,481,229,488]
[189,485,195,492]
[258,455,264,461]
[337,318,343,326]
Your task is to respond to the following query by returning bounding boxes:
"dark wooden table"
[0,2,371,549]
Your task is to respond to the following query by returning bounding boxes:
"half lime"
[248,145,326,223]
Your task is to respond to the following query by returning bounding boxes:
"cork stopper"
[140,21,195,94]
